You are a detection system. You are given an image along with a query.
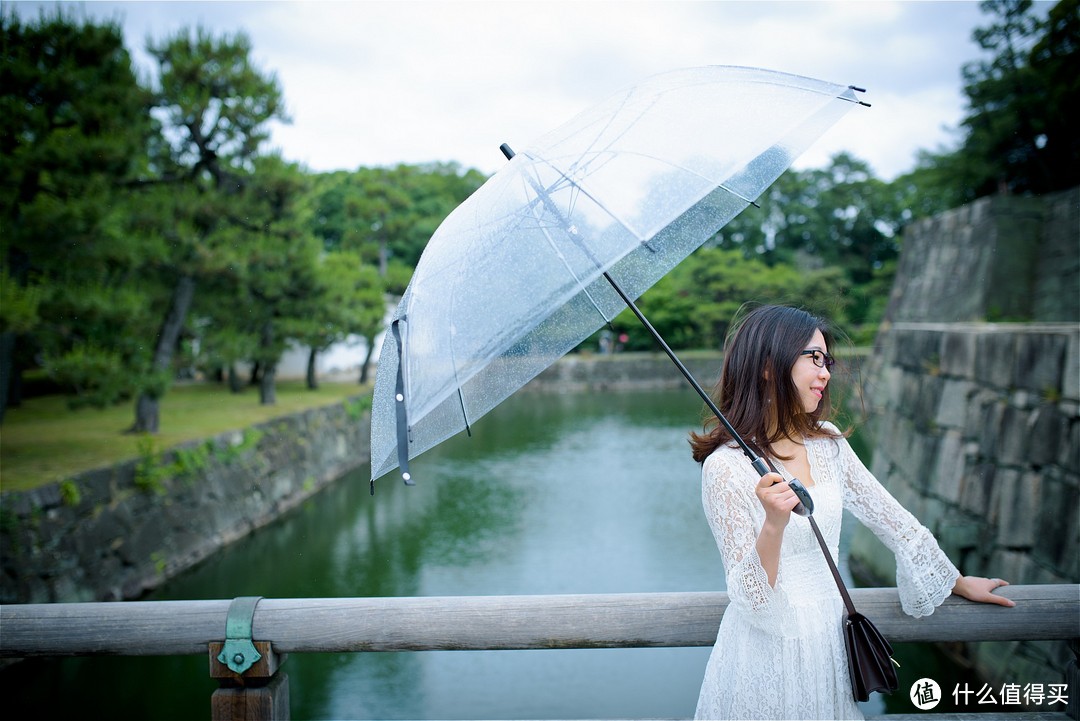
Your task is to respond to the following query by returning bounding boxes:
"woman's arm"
[701,452,796,631]
[833,432,1017,612]
[831,432,960,616]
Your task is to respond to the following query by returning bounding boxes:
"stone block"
[997,405,1032,466]
[1012,332,1068,394]
[1,397,372,605]
[896,431,938,493]
[975,332,1018,389]
[1064,331,1079,401]
[941,329,978,378]
[960,462,996,516]
[916,375,945,428]
[869,450,891,484]
[1032,468,1080,578]
[936,379,976,429]
[879,474,925,523]
[918,494,950,537]
[876,364,904,410]
[897,373,922,422]
[1033,188,1080,322]
[994,469,1040,548]
[931,429,966,503]
[911,329,944,373]
[1062,416,1080,471]
[1027,404,1065,468]
[988,548,1037,585]
[971,391,1006,460]
[935,513,984,554]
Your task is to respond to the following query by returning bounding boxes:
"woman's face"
[791,329,831,413]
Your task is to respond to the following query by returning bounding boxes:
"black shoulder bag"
[754,448,900,703]
[807,510,900,702]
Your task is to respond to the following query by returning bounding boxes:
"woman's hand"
[755,472,801,532]
[754,472,801,588]
[952,575,1016,607]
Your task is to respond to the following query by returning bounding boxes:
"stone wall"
[854,322,1079,586]
[854,187,1079,696]
[0,398,370,604]
[883,187,1079,324]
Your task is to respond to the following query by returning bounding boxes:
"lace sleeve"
[702,449,796,634]
[830,431,960,617]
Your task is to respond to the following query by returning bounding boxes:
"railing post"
[209,596,289,721]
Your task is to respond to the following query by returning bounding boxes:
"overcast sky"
[15,1,1043,180]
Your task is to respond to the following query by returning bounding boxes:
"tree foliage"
[0,8,154,416]
[310,163,485,290]
[14,5,1048,432]
[900,0,1079,208]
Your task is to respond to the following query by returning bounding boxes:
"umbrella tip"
[402,471,415,486]
[848,85,872,108]
[499,143,515,160]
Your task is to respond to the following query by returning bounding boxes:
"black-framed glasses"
[800,349,836,370]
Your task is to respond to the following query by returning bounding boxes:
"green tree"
[289,252,386,388]
[619,247,850,352]
[0,9,154,420]
[703,154,905,336]
[194,156,320,405]
[901,0,1079,205]
[1028,0,1080,190]
[311,163,485,281]
[129,26,289,428]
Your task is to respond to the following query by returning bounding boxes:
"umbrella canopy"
[370,65,867,487]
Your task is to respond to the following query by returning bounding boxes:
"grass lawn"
[0,379,370,493]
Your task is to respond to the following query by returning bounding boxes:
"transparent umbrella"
[369,65,868,492]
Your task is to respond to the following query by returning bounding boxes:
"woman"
[689,305,1013,720]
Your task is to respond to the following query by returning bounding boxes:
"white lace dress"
[695,423,960,720]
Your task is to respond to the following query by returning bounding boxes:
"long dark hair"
[688,304,843,464]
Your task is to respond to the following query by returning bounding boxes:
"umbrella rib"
[512,148,768,471]
[518,169,615,327]
[546,148,763,216]
[554,86,762,208]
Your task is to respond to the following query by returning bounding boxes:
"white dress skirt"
[694,423,959,720]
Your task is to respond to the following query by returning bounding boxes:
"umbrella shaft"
[602,271,764,471]
[501,141,765,475]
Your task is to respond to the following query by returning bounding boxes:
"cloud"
[20,0,995,179]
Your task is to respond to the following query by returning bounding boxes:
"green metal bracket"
[217,596,264,675]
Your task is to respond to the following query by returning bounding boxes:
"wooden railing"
[2,584,1077,720]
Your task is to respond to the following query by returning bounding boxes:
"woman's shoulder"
[808,420,849,445]
[816,420,842,435]
[701,443,758,503]
[702,442,753,478]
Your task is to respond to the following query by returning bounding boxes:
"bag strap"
[748,440,858,617]
[807,515,858,616]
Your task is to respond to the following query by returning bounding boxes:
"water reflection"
[2,386,979,719]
